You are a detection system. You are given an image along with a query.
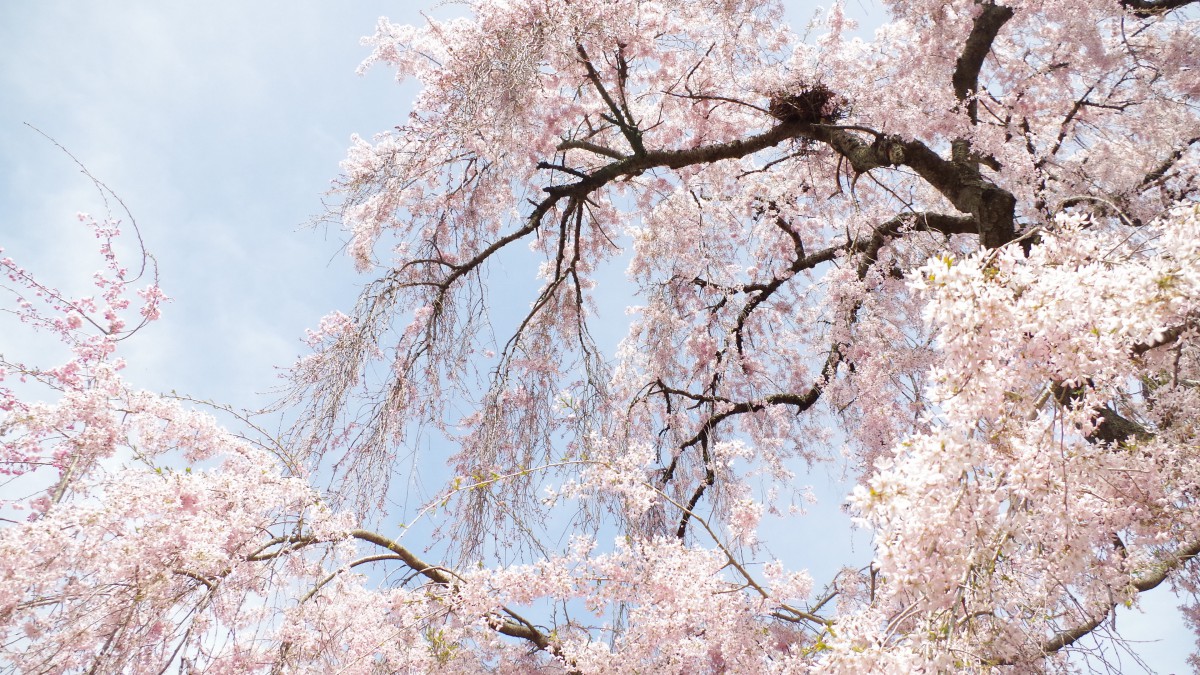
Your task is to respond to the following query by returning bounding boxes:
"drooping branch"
[649,484,831,627]
[666,340,842,538]
[350,530,568,659]
[729,210,975,353]
[438,193,563,293]
[986,537,1200,665]
[664,207,976,536]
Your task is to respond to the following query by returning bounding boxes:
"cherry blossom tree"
[4,0,1200,671]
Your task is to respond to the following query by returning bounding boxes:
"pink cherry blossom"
[6,0,1200,672]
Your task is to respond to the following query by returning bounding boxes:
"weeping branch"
[350,530,570,661]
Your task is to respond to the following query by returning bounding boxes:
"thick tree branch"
[546,120,811,202]
[1132,319,1194,357]
[427,122,813,306]
[798,125,1017,247]
[351,530,454,586]
[952,2,1015,122]
[1048,317,1196,445]
[1121,0,1200,16]
[555,139,627,160]
[1050,381,1154,445]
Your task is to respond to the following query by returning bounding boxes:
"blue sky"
[0,3,427,405]
[0,2,1192,672]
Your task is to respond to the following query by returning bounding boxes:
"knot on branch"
[768,83,847,126]
[870,135,907,166]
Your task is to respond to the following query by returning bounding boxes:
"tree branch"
[1121,0,1199,17]
[1138,136,1200,189]
[952,2,1015,122]
[350,530,569,660]
[576,43,645,155]
[665,209,972,533]
[796,125,1016,247]
[555,139,627,160]
[987,538,1200,664]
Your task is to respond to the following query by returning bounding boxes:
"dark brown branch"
[797,124,1017,247]
[667,209,964,533]
[952,2,1016,122]
[537,161,592,180]
[1121,0,1199,17]
[898,211,980,237]
[988,538,1200,665]
[1088,405,1153,444]
[547,119,810,201]
[772,4,1019,249]
[657,383,830,489]
[651,382,734,406]
[555,139,627,160]
[731,211,975,353]
[545,115,1002,252]
[1048,317,1196,445]
[675,440,716,539]
[576,43,645,155]
[440,195,559,292]
[1042,86,1095,164]
[1050,381,1153,445]
[1132,320,1193,357]
[674,388,829,456]
[351,530,568,660]
[1138,136,1200,189]
[661,340,840,535]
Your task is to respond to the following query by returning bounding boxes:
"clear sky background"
[0,2,1192,672]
